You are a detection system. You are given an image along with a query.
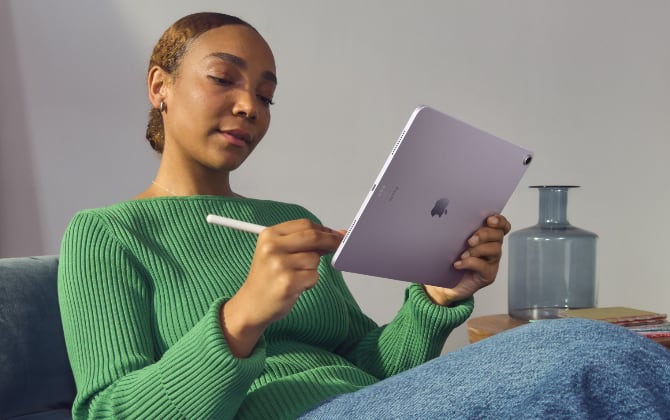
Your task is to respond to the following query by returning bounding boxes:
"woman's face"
[161,25,277,172]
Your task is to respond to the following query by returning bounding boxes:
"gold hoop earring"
[159,101,166,113]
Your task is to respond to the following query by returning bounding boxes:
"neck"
[151,159,236,197]
[150,179,237,197]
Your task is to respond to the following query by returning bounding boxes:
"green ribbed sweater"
[57,196,473,419]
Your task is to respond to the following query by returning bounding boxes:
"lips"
[219,129,252,147]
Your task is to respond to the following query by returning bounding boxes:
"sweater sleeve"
[327,257,474,379]
[58,211,265,419]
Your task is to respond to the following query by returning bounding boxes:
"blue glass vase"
[508,185,598,320]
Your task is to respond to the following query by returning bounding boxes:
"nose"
[232,89,257,121]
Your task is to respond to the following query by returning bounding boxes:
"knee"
[526,317,612,335]
[510,318,657,356]
[517,318,627,342]
[470,317,665,366]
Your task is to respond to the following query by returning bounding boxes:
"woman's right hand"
[220,219,344,357]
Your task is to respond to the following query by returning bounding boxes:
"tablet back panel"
[331,106,532,288]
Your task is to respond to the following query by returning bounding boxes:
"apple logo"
[431,198,449,217]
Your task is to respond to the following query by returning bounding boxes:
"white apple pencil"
[206,214,266,235]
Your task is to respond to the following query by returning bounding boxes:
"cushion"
[0,256,75,418]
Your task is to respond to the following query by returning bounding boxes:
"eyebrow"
[207,52,278,84]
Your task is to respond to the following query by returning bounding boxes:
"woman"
[58,12,670,419]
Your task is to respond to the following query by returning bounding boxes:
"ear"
[147,65,169,109]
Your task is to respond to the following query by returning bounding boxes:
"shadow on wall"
[0,1,44,257]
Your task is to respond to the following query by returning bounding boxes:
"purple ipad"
[331,105,533,288]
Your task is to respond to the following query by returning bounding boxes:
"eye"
[258,95,275,106]
[209,75,275,106]
[209,76,233,86]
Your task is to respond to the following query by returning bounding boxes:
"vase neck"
[537,187,570,227]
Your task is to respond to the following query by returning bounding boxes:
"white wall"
[2,0,669,352]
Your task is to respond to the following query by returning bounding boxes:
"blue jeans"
[299,318,670,419]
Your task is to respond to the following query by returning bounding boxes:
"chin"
[208,137,258,168]
[209,156,247,172]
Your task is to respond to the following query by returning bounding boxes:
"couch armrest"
[0,256,75,419]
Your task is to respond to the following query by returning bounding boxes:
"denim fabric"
[299,318,670,419]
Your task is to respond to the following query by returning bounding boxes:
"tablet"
[331,105,533,288]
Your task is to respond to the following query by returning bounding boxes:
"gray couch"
[0,256,75,419]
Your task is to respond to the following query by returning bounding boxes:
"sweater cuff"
[405,284,474,332]
[158,297,266,417]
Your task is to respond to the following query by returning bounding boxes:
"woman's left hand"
[423,214,512,306]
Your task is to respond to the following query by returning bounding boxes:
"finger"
[459,242,502,263]
[262,219,343,251]
[277,228,344,255]
[283,251,323,271]
[257,222,342,256]
[285,230,343,254]
[266,218,338,237]
[288,268,321,291]
[453,256,498,282]
[467,227,504,247]
[486,214,512,234]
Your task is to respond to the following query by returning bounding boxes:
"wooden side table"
[466,314,527,344]
[467,314,670,350]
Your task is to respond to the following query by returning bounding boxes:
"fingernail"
[461,251,470,259]
[468,235,479,246]
[488,216,499,225]
[454,261,463,268]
